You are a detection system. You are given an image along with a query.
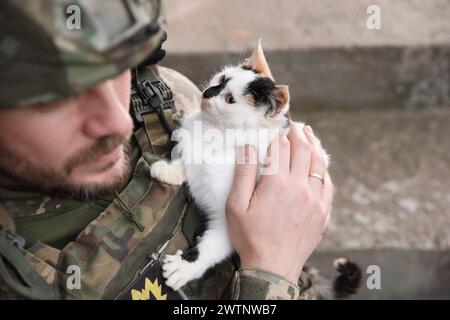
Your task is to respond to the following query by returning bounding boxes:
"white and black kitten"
[151,41,360,298]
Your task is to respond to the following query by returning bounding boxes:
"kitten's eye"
[226,95,236,104]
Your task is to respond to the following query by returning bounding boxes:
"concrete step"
[164,46,450,110]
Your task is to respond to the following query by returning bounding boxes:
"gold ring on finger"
[309,172,325,184]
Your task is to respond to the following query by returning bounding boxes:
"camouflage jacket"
[0,66,315,300]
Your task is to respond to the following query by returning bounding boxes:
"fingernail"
[304,125,314,135]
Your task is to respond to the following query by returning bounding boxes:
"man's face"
[0,70,134,200]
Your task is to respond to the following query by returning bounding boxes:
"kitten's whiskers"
[211,107,227,132]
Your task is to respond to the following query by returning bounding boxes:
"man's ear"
[242,39,274,80]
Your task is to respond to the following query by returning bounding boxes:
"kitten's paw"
[162,250,201,291]
[150,160,186,185]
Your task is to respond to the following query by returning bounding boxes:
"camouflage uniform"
[0,0,316,300]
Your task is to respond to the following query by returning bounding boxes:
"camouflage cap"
[0,0,165,108]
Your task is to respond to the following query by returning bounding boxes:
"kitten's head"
[201,40,290,129]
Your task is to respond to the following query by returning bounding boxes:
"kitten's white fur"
[152,63,328,291]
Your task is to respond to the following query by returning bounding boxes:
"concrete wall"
[163,0,450,109]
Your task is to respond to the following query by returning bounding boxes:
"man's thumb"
[227,145,258,214]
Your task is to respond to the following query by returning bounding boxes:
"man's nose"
[81,80,133,139]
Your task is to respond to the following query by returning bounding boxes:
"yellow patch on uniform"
[131,277,167,300]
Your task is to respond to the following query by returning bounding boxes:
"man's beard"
[0,135,132,202]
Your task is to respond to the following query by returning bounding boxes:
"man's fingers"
[287,121,312,179]
[304,126,326,197]
[322,207,331,233]
[322,172,334,212]
[226,145,258,215]
[261,134,290,177]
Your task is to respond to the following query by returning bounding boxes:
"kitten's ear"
[243,39,274,80]
[272,85,290,113]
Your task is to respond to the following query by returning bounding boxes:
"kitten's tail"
[304,257,362,299]
[332,257,362,299]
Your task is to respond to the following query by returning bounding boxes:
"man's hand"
[226,123,333,284]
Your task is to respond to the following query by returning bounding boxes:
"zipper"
[114,188,191,299]
[139,203,186,275]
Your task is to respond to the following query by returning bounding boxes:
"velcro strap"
[131,65,176,157]
[142,111,174,158]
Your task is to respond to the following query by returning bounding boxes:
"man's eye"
[226,95,236,104]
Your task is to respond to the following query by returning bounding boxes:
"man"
[0,0,332,300]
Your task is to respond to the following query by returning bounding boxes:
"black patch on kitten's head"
[244,77,278,114]
[245,77,276,104]
[203,78,230,99]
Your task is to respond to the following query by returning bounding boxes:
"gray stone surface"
[292,108,450,251]
[165,0,450,53]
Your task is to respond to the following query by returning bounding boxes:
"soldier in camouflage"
[0,0,332,300]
